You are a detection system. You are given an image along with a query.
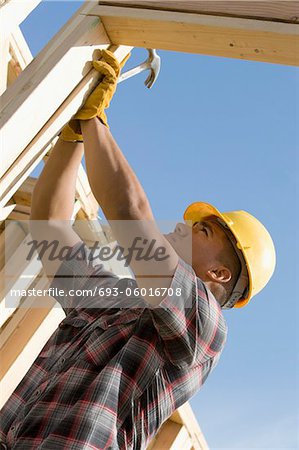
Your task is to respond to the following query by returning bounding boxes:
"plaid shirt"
[0,243,227,450]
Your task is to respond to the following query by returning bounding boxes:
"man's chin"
[164,233,176,247]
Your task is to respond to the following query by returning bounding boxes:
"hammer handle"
[118,62,149,84]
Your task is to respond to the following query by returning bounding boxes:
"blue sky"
[20,1,298,449]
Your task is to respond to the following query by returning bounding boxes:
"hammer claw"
[118,49,161,88]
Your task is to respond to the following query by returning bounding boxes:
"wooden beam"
[0,204,15,222]
[171,402,209,450]
[0,28,33,218]
[0,0,42,38]
[9,26,33,71]
[7,204,31,221]
[0,44,132,209]
[98,1,299,23]
[75,164,99,219]
[0,296,64,407]
[0,5,132,208]
[12,176,36,207]
[0,275,56,380]
[0,3,109,180]
[88,4,299,66]
[0,220,28,271]
[0,37,10,95]
[0,229,43,325]
[72,199,82,220]
[149,421,193,450]
[0,302,53,375]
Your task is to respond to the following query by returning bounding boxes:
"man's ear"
[207,266,232,284]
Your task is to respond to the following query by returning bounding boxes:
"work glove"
[60,49,130,142]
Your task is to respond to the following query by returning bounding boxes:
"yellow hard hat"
[183,202,276,308]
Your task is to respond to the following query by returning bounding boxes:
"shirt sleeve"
[48,241,120,314]
[149,258,227,368]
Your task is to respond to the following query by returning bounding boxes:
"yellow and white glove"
[60,49,130,142]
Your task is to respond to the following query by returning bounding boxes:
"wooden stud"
[12,176,36,207]
[0,0,42,39]
[8,204,31,221]
[9,26,33,71]
[0,37,10,95]
[0,204,16,222]
[0,13,109,179]
[0,294,64,407]
[0,230,43,325]
[0,275,55,378]
[0,220,28,271]
[171,402,209,449]
[0,44,132,209]
[75,164,99,220]
[148,421,193,450]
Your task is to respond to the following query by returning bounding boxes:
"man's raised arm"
[29,139,83,279]
[81,117,179,306]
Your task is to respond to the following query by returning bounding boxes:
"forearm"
[30,138,84,220]
[81,118,153,220]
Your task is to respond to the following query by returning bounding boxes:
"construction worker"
[0,51,276,450]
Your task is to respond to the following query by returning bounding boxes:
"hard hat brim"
[183,202,251,308]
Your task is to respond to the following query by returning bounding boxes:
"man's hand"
[60,50,130,142]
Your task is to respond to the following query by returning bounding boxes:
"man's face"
[164,219,231,278]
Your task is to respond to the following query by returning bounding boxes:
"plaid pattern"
[0,243,227,450]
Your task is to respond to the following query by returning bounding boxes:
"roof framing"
[88,1,298,66]
[0,3,214,444]
[0,0,42,38]
[0,1,132,210]
[98,1,299,23]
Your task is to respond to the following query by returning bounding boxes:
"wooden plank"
[6,26,33,90]
[98,1,299,23]
[12,176,36,207]
[0,295,55,381]
[0,230,42,314]
[171,403,209,450]
[9,26,33,71]
[72,198,82,220]
[0,44,132,209]
[8,204,31,221]
[89,5,299,66]
[170,425,193,450]
[149,421,192,450]
[147,421,181,450]
[0,204,16,222]
[0,299,64,407]
[0,37,10,95]
[0,220,28,271]
[76,164,99,219]
[0,4,110,179]
[0,300,54,373]
[0,142,53,209]
[0,0,42,38]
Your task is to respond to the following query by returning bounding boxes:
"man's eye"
[193,222,208,235]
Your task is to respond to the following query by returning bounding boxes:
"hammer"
[118,49,161,89]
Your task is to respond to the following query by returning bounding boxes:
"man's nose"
[174,223,190,237]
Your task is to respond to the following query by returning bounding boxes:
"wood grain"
[100,12,298,65]
[98,1,299,23]
[0,0,42,38]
